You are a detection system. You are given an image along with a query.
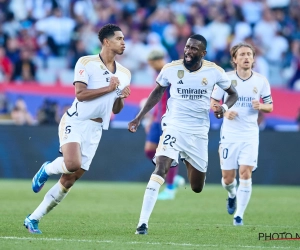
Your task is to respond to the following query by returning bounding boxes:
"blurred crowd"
[0,0,299,88]
[1,0,300,125]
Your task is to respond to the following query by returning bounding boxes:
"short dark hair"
[189,34,207,49]
[98,24,122,43]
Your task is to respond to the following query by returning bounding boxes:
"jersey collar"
[236,71,253,82]
[99,54,116,74]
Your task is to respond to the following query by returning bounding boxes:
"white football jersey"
[156,59,231,137]
[67,55,131,130]
[211,71,272,142]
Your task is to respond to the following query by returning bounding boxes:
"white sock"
[29,181,70,221]
[234,178,252,219]
[137,174,164,227]
[45,157,73,175]
[222,178,237,198]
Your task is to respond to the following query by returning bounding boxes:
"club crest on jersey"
[231,80,237,87]
[177,70,184,79]
[253,87,258,94]
[201,78,208,86]
[100,65,106,70]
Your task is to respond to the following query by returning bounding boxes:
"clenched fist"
[108,76,120,92]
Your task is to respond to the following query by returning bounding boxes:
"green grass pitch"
[0,179,299,250]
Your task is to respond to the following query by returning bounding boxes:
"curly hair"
[98,24,122,44]
[230,43,256,69]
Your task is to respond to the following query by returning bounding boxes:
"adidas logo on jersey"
[103,71,109,75]
[177,80,184,84]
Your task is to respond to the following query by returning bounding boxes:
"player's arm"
[75,76,119,102]
[212,85,238,119]
[112,86,131,114]
[252,99,273,113]
[252,78,273,113]
[128,84,167,132]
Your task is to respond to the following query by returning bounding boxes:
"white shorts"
[154,127,208,173]
[58,114,103,171]
[219,141,258,171]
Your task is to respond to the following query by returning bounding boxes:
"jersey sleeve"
[156,67,170,87]
[211,84,225,101]
[216,70,231,90]
[73,58,89,85]
[260,77,273,104]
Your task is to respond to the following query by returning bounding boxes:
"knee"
[60,175,80,189]
[223,176,234,185]
[239,168,252,179]
[191,184,204,193]
[64,159,81,172]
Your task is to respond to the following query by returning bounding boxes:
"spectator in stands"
[2,11,21,39]
[68,40,88,69]
[5,37,20,64]
[0,0,299,89]
[0,46,13,82]
[0,24,9,48]
[12,49,36,82]
[35,7,75,56]
[10,97,34,125]
[37,99,59,125]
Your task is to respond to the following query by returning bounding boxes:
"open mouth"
[185,55,192,62]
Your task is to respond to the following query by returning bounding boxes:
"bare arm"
[75,76,119,102]
[128,84,167,132]
[212,85,238,119]
[252,100,273,113]
[224,85,238,109]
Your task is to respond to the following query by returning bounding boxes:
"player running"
[128,34,238,235]
[211,43,273,226]
[24,24,131,234]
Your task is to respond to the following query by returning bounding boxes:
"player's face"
[183,38,206,68]
[107,31,125,55]
[233,47,254,70]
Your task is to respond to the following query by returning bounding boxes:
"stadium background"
[0,0,299,185]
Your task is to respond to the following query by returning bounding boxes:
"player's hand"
[225,110,238,120]
[119,86,131,99]
[212,104,225,119]
[108,76,120,92]
[128,117,140,133]
[252,100,261,110]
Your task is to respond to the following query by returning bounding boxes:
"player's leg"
[158,166,179,200]
[147,121,182,200]
[233,165,253,226]
[32,115,82,193]
[233,141,257,226]
[184,160,206,193]
[219,143,239,215]
[136,155,173,234]
[222,169,237,214]
[32,142,81,193]
[24,168,85,234]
